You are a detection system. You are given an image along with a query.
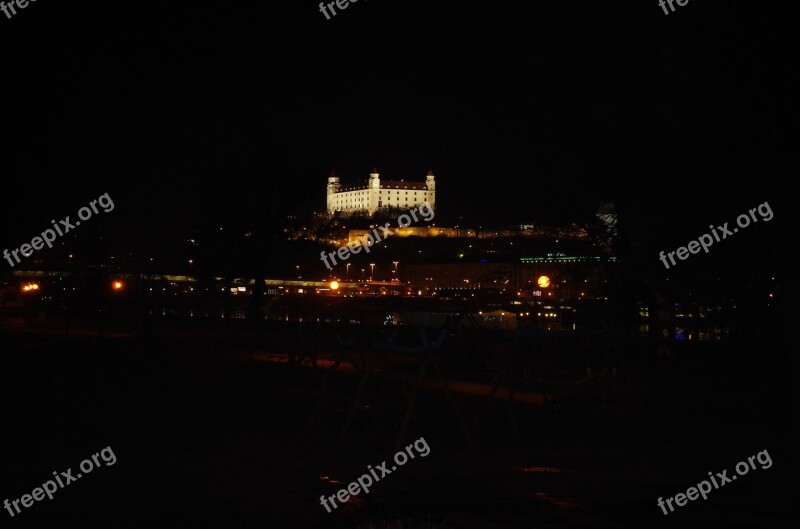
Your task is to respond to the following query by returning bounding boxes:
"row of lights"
[21,281,124,293]
[21,276,555,297]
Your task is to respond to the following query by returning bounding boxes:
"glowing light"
[537,275,551,288]
[22,283,40,292]
[330,281,340,290]
[112,280,124,291]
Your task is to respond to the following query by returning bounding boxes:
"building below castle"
[327,168,436,216]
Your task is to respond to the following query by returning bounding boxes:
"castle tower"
[327,171,341,195]
[369,167,380,189]
[425,170,436,211]
[326,171,341,215]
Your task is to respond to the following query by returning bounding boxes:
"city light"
[21,283,40,292]
[112,280,124,291]
[537,275,551,288]
[330,280,340,290]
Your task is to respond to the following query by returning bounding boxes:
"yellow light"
[22,283,40,292]
[330,281,340,290]
[112,280,124,291]
[537,275,551,288]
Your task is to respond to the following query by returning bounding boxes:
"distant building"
[347,226,475,245]
[327,168,436,216]
[405,257,617,296]
[342,225,586,247]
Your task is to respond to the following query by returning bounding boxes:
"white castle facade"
[326,168,436,216]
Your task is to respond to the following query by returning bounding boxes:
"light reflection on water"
[153,308,733,340]
[514,466,566,473]
[511,466,581,511]
[531,491,579,510]
[319,475,364,514]
[674,325,730,341]
[639,323,730,341]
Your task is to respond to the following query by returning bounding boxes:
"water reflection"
[514,466,567,474]
[147,304,734,340]
[319,475,364,515]
[531,491,579,510]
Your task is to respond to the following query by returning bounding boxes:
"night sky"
[2,0,793,257]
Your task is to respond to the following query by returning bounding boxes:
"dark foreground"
[1,317,797,529]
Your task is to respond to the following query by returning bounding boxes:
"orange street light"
[112,280,124,291]
[537,275,551,288]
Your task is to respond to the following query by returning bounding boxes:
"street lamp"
[392,261,399,282]
[369,263,375,281]
[361,268,365,281]
[296,265,301,279]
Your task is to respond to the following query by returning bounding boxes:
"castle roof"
[380,181,428,190]
[335,180,430,192]
[339,184,368,192]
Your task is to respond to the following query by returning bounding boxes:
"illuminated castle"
[326,168,436,216]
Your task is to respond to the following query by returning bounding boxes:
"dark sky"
[2,1,794,249]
